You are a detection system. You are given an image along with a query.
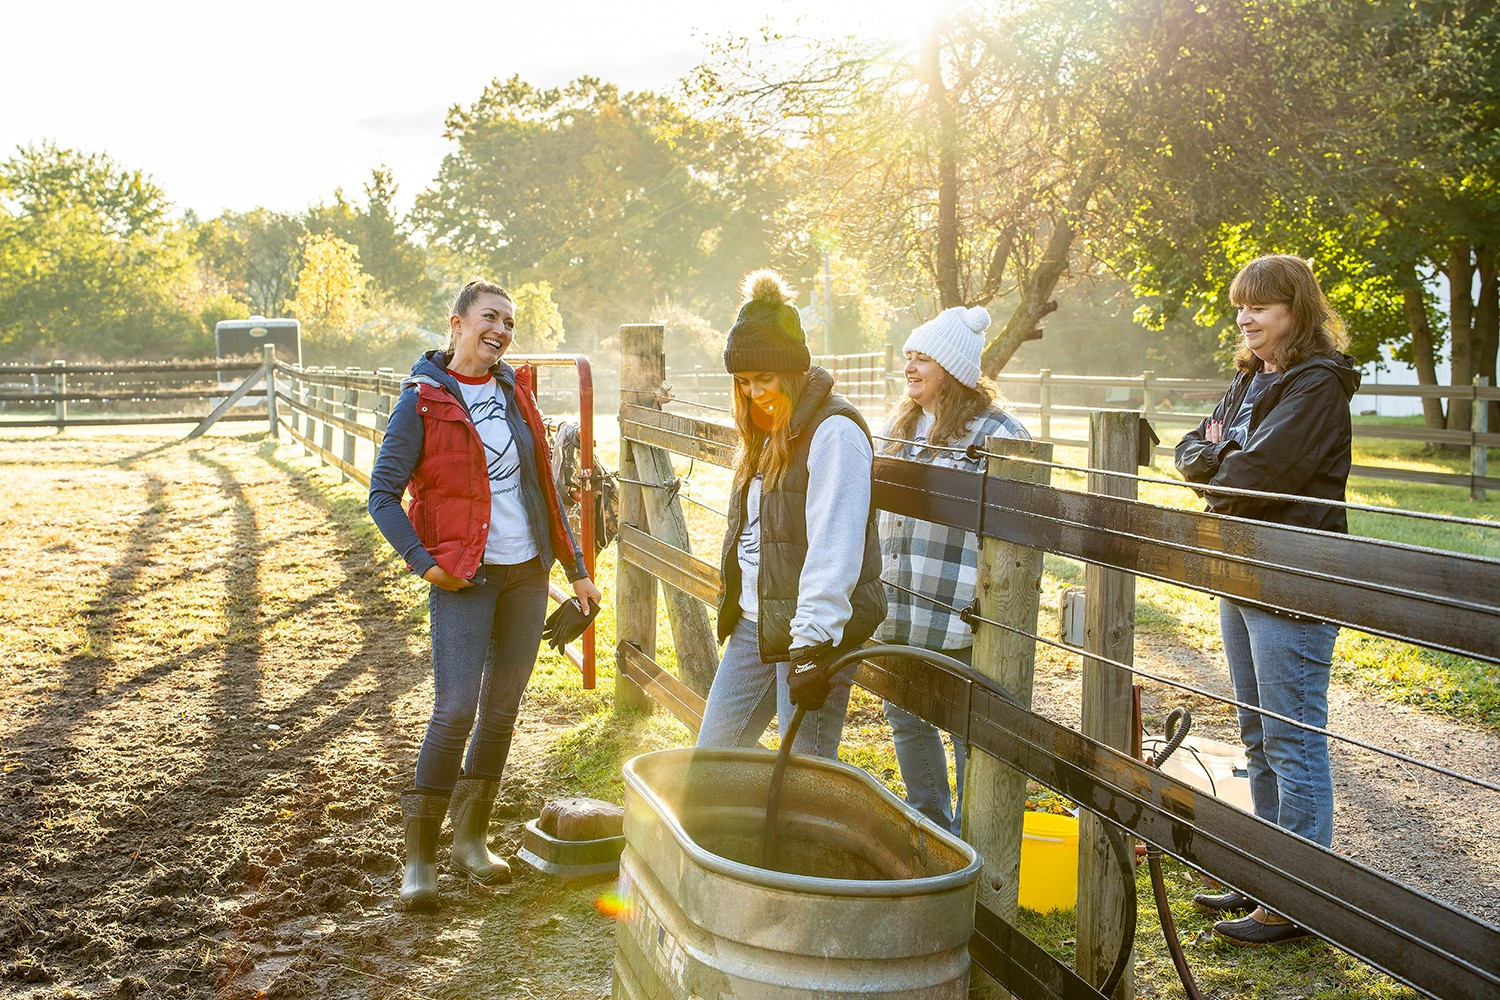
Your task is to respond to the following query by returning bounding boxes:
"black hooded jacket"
[1175,353,1362,532]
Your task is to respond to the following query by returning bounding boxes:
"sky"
[2,0,923,220]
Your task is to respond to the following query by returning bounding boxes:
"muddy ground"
[0,434,615,999]
[1,432,1496,999]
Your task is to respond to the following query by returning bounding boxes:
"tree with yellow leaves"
[290,233,371,338]
[509,280,565,353]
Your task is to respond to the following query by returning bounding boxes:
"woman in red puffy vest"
[369,279,601,910]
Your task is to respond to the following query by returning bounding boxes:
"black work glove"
[540,598,600,653]
[787,641,838,711]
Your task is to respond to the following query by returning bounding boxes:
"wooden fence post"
[319,371,335,468]
[52,360,67,431]
[263,345,278,439]
[621,322,719,697]
[1473,376,1490,502]
[1141,369,1157,424]
[965,433,1052,1000]
[288,365,302,437]
[374,369,395,441]
[615,324,665,714]
[341,370,358,482]
[1038,368,1052,442]
[1076,410,1141,999]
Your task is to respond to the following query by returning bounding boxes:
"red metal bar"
[511,354,597,689]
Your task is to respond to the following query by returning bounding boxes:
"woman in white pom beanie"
[874,304,1031,834]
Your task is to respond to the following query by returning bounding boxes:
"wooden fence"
[0,359,267,429]
[992,369,1499,497]
[666,348,892,413]
[612,323,1500,1000]
[662,359,1498,498]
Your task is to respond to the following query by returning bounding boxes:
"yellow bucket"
[1018,811,1079,913]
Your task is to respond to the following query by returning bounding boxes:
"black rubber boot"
[400,789,449,910]
[448,776,511,885]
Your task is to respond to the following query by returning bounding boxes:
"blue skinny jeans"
[883,646,970,835]
[413,558,549,793]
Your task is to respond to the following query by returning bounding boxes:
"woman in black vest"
[695,269,886,759]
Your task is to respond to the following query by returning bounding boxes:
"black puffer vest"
[716,369,887,661]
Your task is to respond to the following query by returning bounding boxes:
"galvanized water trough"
[613,748,981,999]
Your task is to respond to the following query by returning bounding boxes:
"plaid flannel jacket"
[874,407,1031,650]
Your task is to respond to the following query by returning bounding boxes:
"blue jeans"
[413,558,550,792]
[884,646,970,835]
[696,617,854,760]
[1219,598,1338,847]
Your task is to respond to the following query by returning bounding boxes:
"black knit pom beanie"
[722,269,810,373]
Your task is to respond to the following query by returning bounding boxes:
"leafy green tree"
[196,207,303,317]
[303,168,436,316]
[0,143,206,359]
[415,76,791,338]
[802,247,893,356]
[510,280,565,352]
[692,3,1182,374]
[1118,1,1499,429]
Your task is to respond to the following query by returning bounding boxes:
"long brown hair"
[884,373,1008,456]
[731,371,808,492]
[1229,255,1348,373]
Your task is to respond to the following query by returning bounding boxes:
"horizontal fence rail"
[0,358,267,430]
[662,362,1500,494]
[995,370,1500,495]
[857,652,1499,1000]
[614,325,1500,1000]
[874,457,1500,663]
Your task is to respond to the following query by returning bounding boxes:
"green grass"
[1010,858,1423,999]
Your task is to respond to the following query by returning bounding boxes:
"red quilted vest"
[403,368,575,581]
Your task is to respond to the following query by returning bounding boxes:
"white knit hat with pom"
[903,305,991,388]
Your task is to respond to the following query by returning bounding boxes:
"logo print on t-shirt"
[469,394,520,493]
[739,479,761,567]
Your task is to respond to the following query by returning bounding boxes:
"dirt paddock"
[0,434,615,999]
[1,431,1496,999]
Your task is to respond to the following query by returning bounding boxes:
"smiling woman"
[366,276,602,910]
[1173,254,1360,946]
[697,268,886,764]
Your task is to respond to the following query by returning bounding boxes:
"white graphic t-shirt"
[737,476,762,621]
[1226,371,1282,447]
[455,373,539,565]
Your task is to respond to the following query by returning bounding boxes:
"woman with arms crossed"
[1175,254,1359,945]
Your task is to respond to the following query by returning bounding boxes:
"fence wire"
[879,577,1500,796]
[874,432,1500,532]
